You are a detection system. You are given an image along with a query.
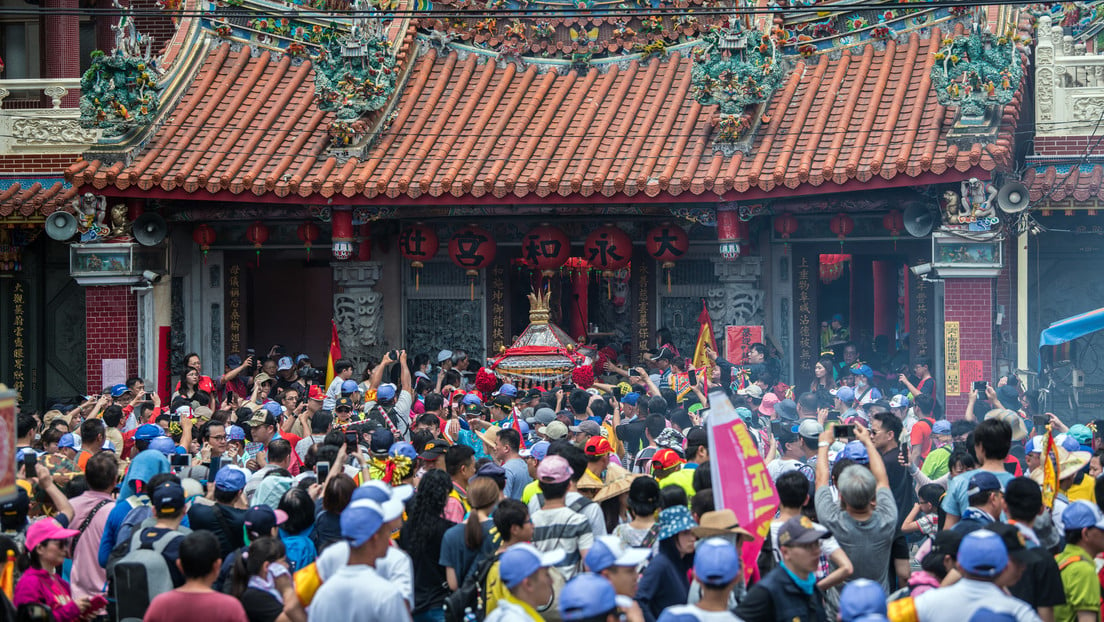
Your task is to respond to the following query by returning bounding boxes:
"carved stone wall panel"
[11,117,98,145]
[333,261,385,371]
[657,254,764,355]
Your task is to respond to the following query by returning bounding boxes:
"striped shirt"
[530,506,593,580]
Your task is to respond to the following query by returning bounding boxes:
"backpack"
[443,551,502,622]
[107,528,185,622]
[367,404,408,439]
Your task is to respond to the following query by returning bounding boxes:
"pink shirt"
[145,589,249,622]
[68,490,115,601]
[13,567,81,622]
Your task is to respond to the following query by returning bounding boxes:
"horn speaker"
[996,181,1030,214]
[903,204,935,238]
[45,211,78,241]
[132,213,168,246]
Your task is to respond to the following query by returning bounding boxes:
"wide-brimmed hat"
[1030,445,1092,483]
[656,505,698,541]
[592,465,638,503]
[984,409,1028,441]
[691,509,753,541]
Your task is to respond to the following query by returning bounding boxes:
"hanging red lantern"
[882,209,904,249]
[644,223,689,292]
[245,221,268,266]
[192,224,215,262]
[399,223,439,290]
[297,222,320,260]
[448,225,497,300]
[521,224,571,278]
[584,225,632,298]
[773,212,798,255]
[717,208,751,261]
[829,213,854,246]
[331,207,354,261]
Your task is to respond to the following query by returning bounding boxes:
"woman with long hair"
[398,469,455,622]
[228,536,306,622]
[13,519,96,622]
[173,368,200,400]
[440,476,501,591]
[311,474,355,553]
[811,356,837,392]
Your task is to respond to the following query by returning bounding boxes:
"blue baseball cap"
[585,535,650,573]
[150,481,186,516]
[774,399,799,422]
[134,424,164,441]
[227,425,246,442]
[495,383,518,398]
[277,356,294,372]
[835,386,856,405]
[559,573,632,621]
[850,364,874,379]
[693,537,741,587]
[965,471,1002,496]
[520,440,550,461]
[620,392,640,406]
[149,437,176,455]
[340,499,387,547]
[499,543,565,589]
[1058,433,1082,453]
[461,393,482,406]
[101,439,117,452]
[839,578,888,622]
[295,354,311,364]
[837,440,869,464]
[377,383,397,401]
[932,420,952,435]
[58,433,77,449]
[214,467,247,492]
[1062,500,1104,530]
[389,441,417,461]
[226,354,243,368]
[111,383,128,398]
[262,401,284,417]
[341,379,360,394]
[956,530,1008,577]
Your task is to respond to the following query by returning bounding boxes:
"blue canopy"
[1039,307,1104,348]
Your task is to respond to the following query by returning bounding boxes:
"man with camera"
[363,350,414,441]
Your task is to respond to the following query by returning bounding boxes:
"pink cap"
[760,393,780,418]
[25,518,80,551]
[536,455,573,484]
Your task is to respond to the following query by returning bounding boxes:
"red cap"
[584,436,613,457]
[308,385,326,401]
[651,448,686,471]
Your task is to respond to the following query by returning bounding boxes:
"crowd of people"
[2,335,1103,622]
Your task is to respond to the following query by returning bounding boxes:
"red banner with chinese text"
[725,325,764,365]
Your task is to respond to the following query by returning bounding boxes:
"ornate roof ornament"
[79,0,163,137]
[931,23,1025,118]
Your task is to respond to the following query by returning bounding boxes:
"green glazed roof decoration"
[313,0,398,121]
[689,17,784,116]
[930,25,1023,117]
[79,0,163,137]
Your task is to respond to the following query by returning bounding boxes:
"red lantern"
[717,208,750,260]
[245,221,268,266]
[192,224,215,262]
[521,224,571,277]
[448,225,497,300]
[584,225,632,298]
[297,222,320,260]
[882,209,904,249]
[332,207,354,261]
[829,213,854,245]
[399,223,439,290]
[645,223,689,291]
[773,212,798,255]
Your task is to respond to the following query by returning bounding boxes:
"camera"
[299,365,324,382]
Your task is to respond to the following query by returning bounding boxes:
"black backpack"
[444,551,502,622]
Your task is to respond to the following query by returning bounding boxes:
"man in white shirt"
[485,544,564,622]
[914,530,1042,622]
[322,358,354,412]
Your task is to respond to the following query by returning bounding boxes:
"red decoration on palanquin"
[245,221,269,266]
[399,223,439,290]
[448,225,497,300]
[572,364,595,389]
[475,367,499,395]
[521,224,571,277]
[829,213,854,245]
[192,224,215,262]
[645,223,689,291]
[297,222,320,260]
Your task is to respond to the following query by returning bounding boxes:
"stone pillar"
[943,278,994,419]
[85,285,139,393]
[44,0,80,107]
[332,262,384,373]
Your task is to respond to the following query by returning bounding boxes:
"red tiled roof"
[0,181,78,217]
[1024,165,1104,203]
[69,26,1021,203]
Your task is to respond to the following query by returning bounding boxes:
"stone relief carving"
[333,262,385,372]
[11,118,98,145]
[705,285,765,331]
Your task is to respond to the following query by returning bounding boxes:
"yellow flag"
[1042,428,1059,509]
[0,550,14,599]
[692,300,718,373]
